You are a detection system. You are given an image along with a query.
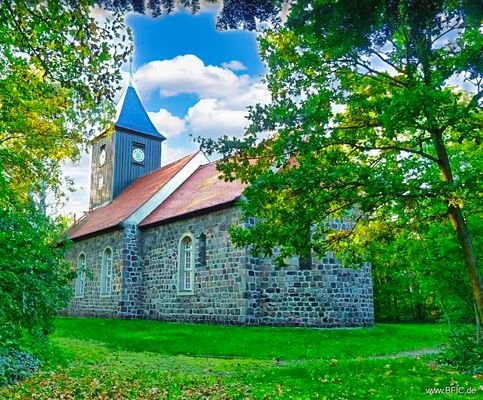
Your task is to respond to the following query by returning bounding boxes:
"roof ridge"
[162,151,199,169]
[138,158,246,228]
[128,152,198,182]
[198,159,219,168]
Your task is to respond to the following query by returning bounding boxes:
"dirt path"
[367,348,440,359]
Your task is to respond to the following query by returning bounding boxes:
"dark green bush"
[0,349,40,387]
[0,201,73,351]
[436,327,483,375]
[0,201,73,386]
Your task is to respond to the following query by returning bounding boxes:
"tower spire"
[129,56,134,86]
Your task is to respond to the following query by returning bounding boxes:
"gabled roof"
[68,153,198,240]
[139,162,246,228]
[115,85,166,141]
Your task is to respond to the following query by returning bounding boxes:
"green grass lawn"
[1,318,481,399]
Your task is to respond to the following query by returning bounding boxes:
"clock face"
[99,148,106,166]
[132,147,145,163]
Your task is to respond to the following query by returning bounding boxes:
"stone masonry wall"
[258,257,374,327]
[117,224,144,318]
[241,217,374,328]
[142,207,251,324]
[66,230,124,317]
[66,207,374,327]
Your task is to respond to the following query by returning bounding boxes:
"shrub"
[436,327,483,375]
[0,202,73,351]
[0,349,40,387]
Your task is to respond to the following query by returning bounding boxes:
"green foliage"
[0,0,128,356]
[98,0,283,30]
[0,202,73,347]
[369,219,477,322]
[1,319,481,399]
[437,326,483,375]
[199,0,482,325]
[0,0,129,202]
[0,349,40,387]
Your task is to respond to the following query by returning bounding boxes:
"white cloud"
[134,54,270,138]
[90,6,115,19]
[221,60,247,71]
[148,108,186,139]
[162,141,197,165]
[185,81,271,138]
[221,81,271,109]
[134,54,251,99]
[186,98,249,137]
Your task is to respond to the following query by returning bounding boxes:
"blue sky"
[63,6,269,217]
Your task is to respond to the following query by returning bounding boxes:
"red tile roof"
[139,162,246,228]
[68,153,198,240]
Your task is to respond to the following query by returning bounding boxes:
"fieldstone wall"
[142,207,251,324]
[65,230,124,317]
[118,224,144,318]
[66,207,374,328]
[258,258,374,327]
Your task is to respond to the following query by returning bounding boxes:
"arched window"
[178,235,194,294]
[75,253,86,297]
[101,247,112,295]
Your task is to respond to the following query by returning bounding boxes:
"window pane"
[185,249,191,271]
[76,255,86,296]
[102,249,112,294]
[180,237,194,292]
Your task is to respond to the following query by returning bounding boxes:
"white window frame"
[177,234,195,295]
[100,247,113,296]
[75,253,86,298]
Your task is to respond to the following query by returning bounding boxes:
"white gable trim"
[124,152,209,226]
[114,85,128,121]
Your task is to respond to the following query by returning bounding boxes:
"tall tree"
[200,0,482,333]
[1,0,129,201]
[0,0,128,345]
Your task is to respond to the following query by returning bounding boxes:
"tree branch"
[466,90,483,111]
[369,49,404,74]
[350,59,407,88]
[0,134,25,145]
[431,19,462,46]
[19,0,74,45]
[3,0,56,81]
[320,139,440,164]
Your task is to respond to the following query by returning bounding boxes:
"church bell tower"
[89,84,166,210]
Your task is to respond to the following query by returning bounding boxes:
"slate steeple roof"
[115,84,166,141]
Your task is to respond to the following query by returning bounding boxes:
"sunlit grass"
[52,318,447,360]
[1,318,481,399]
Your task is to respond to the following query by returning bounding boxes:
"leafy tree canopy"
[1,0,129,202]
[97,0,283,30]
[199,0,482,325]
[0,0,128,347]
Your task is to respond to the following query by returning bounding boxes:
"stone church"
[66,84,374,327]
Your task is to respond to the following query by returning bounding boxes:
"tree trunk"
[475,302,481,346]
[431,128,483,341]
